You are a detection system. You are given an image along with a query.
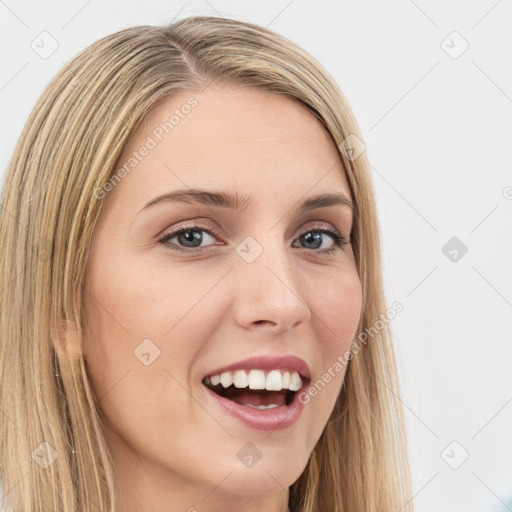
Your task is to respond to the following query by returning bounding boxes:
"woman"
[0,15,414,512]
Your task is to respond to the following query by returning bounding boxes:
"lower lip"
[202,383,307,432]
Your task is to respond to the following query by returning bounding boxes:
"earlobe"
[51,317,83,360]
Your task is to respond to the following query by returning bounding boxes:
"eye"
[157,222,350,254]
[292,225,349,254]
[157,224,219,252]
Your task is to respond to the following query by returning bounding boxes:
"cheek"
[312,268,363,354]
[305,269,362,410]
[80,268,200,456]
[80,251,212,414]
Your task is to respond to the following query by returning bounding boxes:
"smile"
[203,369,304,408]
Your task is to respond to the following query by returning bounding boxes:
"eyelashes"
[157,221,350,256]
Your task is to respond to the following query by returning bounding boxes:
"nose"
[231,238,311,335]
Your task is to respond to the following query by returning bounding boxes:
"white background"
[1,1,511,511]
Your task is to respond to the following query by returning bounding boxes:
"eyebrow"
[137,188,355,214]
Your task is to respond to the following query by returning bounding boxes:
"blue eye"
[293,229,348,253]
[158,225,218,251]
[157,223,350,255]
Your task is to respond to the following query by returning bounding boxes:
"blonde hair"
[0,15,414,511]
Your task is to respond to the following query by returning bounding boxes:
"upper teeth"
[205,369,303,392]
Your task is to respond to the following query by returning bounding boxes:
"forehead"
[107,83,351,211]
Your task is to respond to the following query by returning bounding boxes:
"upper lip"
[202,354,312,382]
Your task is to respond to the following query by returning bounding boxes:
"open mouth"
[203,381,296,409]
[200,361,311,429]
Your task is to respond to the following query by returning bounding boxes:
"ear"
[51,317,83,360]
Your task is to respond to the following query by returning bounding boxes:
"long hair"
[0,15,414,511]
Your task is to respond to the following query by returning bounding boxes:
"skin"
[72,83,363,512]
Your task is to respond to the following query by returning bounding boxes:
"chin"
[218,468,301,497]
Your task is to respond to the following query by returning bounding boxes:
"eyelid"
[157,218,348,242]
[155,217,221,240]
[157,218,350,255]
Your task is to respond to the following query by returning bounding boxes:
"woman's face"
[81,83,362,511]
